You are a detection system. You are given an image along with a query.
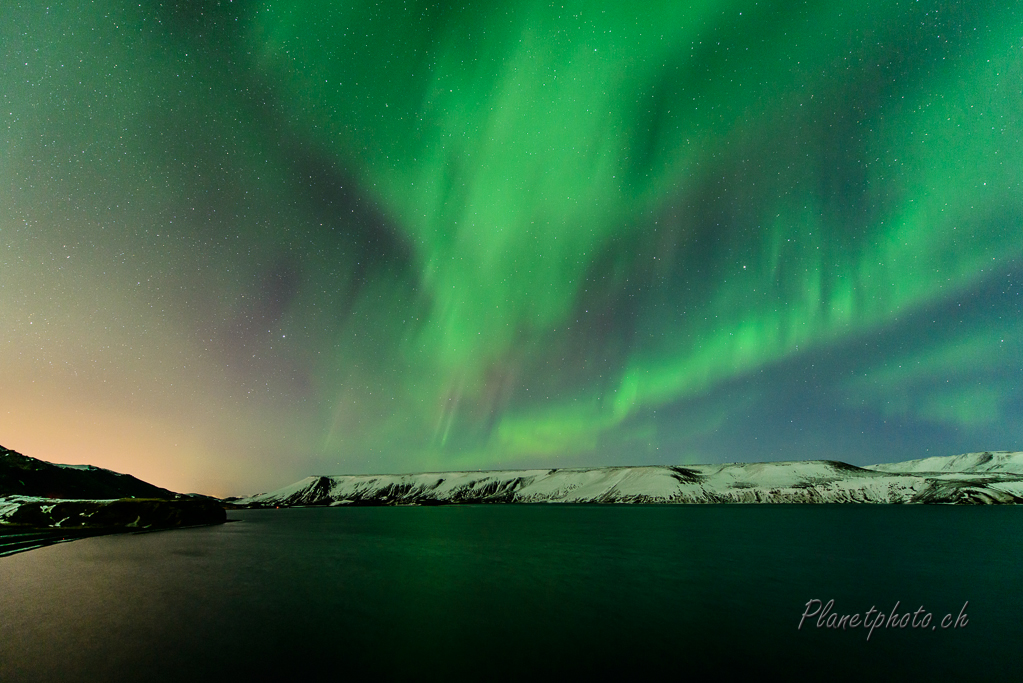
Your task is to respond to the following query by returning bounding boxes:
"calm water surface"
[1,505,1020,680]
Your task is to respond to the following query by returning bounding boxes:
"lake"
[1,505,1019,680]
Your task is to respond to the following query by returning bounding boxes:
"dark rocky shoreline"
[1,446,228,556]
[0,497,227,531]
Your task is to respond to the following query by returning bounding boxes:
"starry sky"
[2,0,1020,496]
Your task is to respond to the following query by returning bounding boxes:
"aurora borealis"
[2,0,1020,495]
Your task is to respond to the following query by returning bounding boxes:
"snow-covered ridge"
[866,450,1023,475]
[235,452,1023,507]
[51,463,127,476]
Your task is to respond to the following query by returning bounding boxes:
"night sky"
[2,0,1020,496]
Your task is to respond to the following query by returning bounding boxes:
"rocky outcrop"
[0,446,226,537]
[0,497,226,530]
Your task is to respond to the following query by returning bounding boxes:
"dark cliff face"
[0,445,180,500]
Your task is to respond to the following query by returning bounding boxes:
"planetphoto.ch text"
[798,600,968,640]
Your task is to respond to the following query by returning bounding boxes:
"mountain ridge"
[0,445,180,500]
[234,451,1023,507]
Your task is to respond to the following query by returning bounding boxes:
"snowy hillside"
[866,451,1023,475]
[235,454,1023,507]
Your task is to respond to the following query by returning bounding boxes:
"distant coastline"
[233,451,1023,508]
[5,447,1021,548]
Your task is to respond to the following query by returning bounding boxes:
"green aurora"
[1,0,1020,493]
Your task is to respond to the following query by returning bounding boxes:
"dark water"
[1,505,1020,681]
